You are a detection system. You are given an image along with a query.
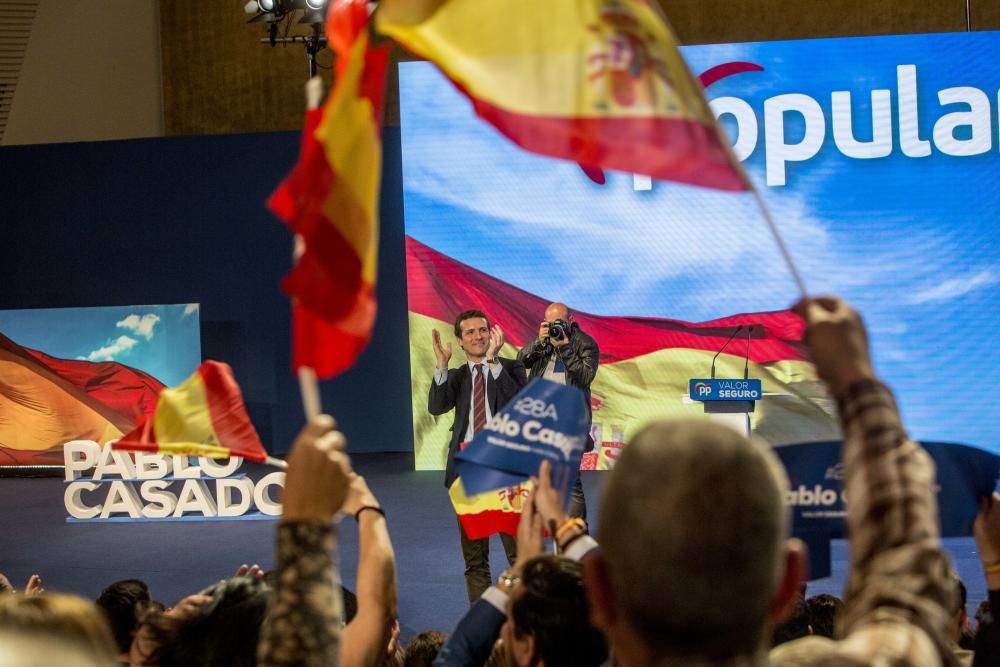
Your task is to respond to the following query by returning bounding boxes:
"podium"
[686,378,763,436]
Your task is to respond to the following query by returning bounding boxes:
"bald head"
[545,303,570,322]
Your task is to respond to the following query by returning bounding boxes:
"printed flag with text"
[377,0,748,191]
[452,380,587,541]
[269,0,389,378]
[114,361,268,463]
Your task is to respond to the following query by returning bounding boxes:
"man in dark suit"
[428,309,528,603]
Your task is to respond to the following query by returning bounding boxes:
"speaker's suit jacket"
[428,357,527,488]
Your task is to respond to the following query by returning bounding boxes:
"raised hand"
[487,325,505,358]
[515,486,545,568]
[531,460,568,530]
[282,415,353,522]
[793,296,875,396]
[431,329,453,369]
[341,473,380,517]
[24,574,43,596]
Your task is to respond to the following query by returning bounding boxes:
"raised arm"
[795,297,953,662]
[257,415,352,667]
[339,475,398,667]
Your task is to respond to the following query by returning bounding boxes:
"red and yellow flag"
[450,478,532,539]
[269,0,389,378]
[114,361,268,463]
[406,236,838,472]
[377,0,747,191]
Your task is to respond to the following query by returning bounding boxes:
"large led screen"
[400,31,1000,470]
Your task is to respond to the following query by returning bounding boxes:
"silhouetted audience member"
[404,631,447,667]
[586,296,957,666]
[0,592,117,666]
[132,576,269,666]
[804,593,842,639]
[771,595,810,646]
[95,579,151,659]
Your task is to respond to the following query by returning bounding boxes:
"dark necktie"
[472,364,487,434]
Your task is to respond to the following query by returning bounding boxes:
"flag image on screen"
[406,236,837,471]
[0,305,201,466]
[400,31,1000,465]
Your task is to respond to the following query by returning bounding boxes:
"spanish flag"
[406,236,839,473]
[0,333,164,466]
[269,0,389,378]
[450,479,531,539]
[114,361,268,463]
[377,0,747,191]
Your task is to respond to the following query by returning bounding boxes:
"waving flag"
[406,236,838,471]
[0,333,164,466]
[377,0,747,191]
[114,361,268,463]
[269,0,389,378]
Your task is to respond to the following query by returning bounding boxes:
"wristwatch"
[497,568,520,590]
[486,357,499,366]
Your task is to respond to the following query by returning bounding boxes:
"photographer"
[517,303,599,520]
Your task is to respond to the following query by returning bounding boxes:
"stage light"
[258,0,276,11]
[304,0,328,9]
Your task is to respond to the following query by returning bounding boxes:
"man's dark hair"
[143,576,269,667]
[341,585,358,624]
[805,593,842,639]
[772,595,810,647]
[403,630,447,667]
[95,579,151,653]
[453,310,490,337]
[510,556,608,667]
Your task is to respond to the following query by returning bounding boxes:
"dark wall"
[0,128,412,456]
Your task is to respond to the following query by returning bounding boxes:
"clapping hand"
[431,329,453,369]
[486,325,505,359]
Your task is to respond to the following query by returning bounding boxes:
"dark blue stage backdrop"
[0,128,412,457]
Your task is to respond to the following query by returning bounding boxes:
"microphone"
[710,325,742,379]
[743,325,754,380]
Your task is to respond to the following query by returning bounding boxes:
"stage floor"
[0,453,987,641]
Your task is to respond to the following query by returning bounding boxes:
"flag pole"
[298,366,322,421]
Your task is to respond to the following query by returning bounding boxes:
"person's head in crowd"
[453,309,491,360]
[135,576,269,666]
[341,584,359,625]
[805,593,843,639]
[403,630,447,667]
[95,578,151,656]
[976,597,992,630]
[0,592,118,665]
[771,594,811,646]
[947,573,969,644]
[502,555,608,667]
[587,417,806,665]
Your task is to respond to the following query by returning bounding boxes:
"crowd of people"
[3,295,1000,666]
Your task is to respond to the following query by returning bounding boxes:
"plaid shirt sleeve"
[832,380,957,665]
[257,521,343,667]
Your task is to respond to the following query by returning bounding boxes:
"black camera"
[547,319,570,341]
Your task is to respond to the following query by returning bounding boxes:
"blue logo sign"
[454,379,588,507]
[689,378,762,401]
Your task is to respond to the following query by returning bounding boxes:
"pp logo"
[693,382,712,397]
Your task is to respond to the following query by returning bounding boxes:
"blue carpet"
[0,453,988,641]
